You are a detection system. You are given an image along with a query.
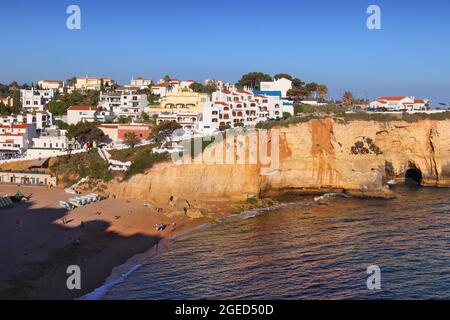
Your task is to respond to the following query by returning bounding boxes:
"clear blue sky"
[1,0,450,104]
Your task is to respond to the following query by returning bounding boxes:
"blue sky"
[1,0,450,104]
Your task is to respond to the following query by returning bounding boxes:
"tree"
[342,91,354,107]
[292,78,305,89]
[305,82,318,98]
[124,132,140,148]
[316,84,328,102]
[0,102,9,115]
[236,72,272,90]
[189,82,217,94]
[66,122,104,147]
[163,75,171,82]
[47,101,68,115]
[273,73,293,81]
[152,120,182,143]
[66,77,77,87]
[55,120,69,130]
[287,87,310,103]
[189,82,205,93]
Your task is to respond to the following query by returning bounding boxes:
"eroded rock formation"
[108,118,450,203]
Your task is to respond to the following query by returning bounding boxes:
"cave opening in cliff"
[405,168,423,185]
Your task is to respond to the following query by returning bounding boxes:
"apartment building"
[99,87,148,119]
[0,111,51,130]
[20,88,56,111]
[200,89,293,131]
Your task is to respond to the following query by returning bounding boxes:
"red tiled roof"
[214,101,229,106]
[68,106,97,111]
[152,83,168,88]
[236,89,251,95]
[222,90,231,94]
[414,99,425,104]
[378,96,407,101]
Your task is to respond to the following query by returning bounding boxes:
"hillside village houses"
[20,88,56,112]
[0,73,435,166]
[369,96,429,111]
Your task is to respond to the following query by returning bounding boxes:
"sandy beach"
[0,184,209,300]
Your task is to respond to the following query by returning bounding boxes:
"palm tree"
[317,84,328,102]
[342,91,354,107]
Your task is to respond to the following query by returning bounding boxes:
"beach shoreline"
[0,184,217,300]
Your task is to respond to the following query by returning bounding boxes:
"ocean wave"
[79,263,144,300]
[314,193,350,202]
[239,202,297,219]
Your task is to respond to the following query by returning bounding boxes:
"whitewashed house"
[67,106,97,125]
[129,77,152,90]
[369,96,428,111]
[20,88,56,111]
[260,78,292,98]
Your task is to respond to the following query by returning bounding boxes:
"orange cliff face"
[108,118,450,203]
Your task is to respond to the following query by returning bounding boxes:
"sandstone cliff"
[108,118,450,203]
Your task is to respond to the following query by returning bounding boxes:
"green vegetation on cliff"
[50,149,112,185]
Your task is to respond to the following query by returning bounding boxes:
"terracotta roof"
[236,89,252,95]
[222,90,231,94]
[68,106,97,111]
[414,99,425,104]
[377,96,407,101]
[214,101,229,106]
[0,124,28,129]
[152,83,168,88]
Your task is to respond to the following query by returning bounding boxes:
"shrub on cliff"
[50,149,112,186]
[125,151,170,179]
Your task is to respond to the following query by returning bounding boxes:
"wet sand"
[0,184,207,300]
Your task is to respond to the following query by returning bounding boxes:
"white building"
[20,88,56,111]
[0,124,37,154]
[260,78,293,98]
[369,96,428,111]
[27,128,81,158]
[67,106,97,125]
[38,80,64,92]
[200,89,294,131]
[99,88,148,119]
[128,77,152,89]
[0,111,51,130]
